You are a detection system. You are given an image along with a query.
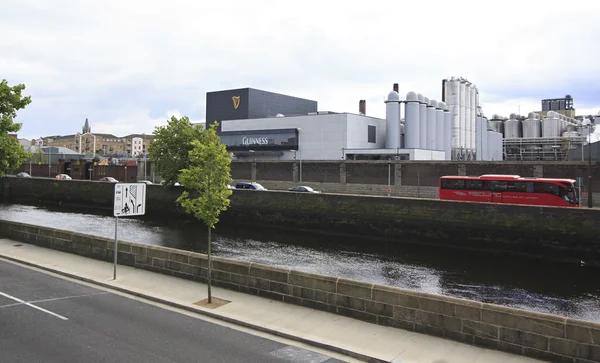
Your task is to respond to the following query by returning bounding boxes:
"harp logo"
[232,96,241,110]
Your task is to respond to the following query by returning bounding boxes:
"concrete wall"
[1,220,598,363]
[1,176,600,266]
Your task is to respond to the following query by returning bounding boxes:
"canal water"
[0,202,598,322]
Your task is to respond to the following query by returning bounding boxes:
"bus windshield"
[560,184,578,205]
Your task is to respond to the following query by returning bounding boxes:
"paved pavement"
[0,238,544,363]
[0,260,351,363]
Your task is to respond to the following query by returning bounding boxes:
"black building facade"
[205,88,317,132]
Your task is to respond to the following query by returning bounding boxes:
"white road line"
[0,291,69,321]
[29,291,109,304]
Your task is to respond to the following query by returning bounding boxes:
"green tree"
[177,122,233,303]
[0,79,31,176]
[148,115,204,186]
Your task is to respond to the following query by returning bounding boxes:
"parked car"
[16,172,31,178]
[99,177,119,183]
[227,184,235,190]
[55,174,72,180]
[288,185,320,193]
[138,180,153,185]
[235,182,267,190]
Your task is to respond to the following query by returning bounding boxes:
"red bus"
[439,174,580,208]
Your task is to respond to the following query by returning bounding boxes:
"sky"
[2,0,600,141]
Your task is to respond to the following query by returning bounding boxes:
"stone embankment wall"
[1,220,598,363]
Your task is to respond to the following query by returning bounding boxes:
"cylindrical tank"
[464,83,472,153]
[436,101,445,152]
[488,116,504,135]
[542,111,561,138]
[447,80,460,153]
[443,104,452,160]
[482,117,489,160]
[400,120,405,149]
[459,81,466,151]
[419,94,428,149]
[404,92,420,149]
[475,115,482,160]
[523,112,542,138]
[469,85,477,152]
[427,99,437,150]
[504,113,522,138]
[385,91,401,149]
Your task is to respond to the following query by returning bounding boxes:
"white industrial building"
[215,78,504,161]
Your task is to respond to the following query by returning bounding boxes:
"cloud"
[2,0,600,140]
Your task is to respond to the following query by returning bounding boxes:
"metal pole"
[49,147,51,178]
[588,126,593,208]
[299,149,302,184]
[113,216,118,279]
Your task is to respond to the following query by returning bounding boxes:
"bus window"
[465,180,484,190]
[490,180,507,192]
[534,182,558,196]
[442,179,465,189]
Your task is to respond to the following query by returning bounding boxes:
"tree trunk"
[207,225,212,304]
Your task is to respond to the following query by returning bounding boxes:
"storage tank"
[542,111,561,138]
[419,94,428,149]
[475,115,482,160]
[445,79,461,155]
[436,101,445,152]
[504,113,522,138]
[523,112,542,138]
[385,91,401,149]
[488,115,505,135]
[427,99,437,150]
[469,85,477,152]
[443,104,452,160]
[459,81,467,152]
[400,120,405,149]
[404,91,420,149]
[464,83,472,154]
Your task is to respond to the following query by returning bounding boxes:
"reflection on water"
[1,202,598,322]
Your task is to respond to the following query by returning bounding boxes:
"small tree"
[177,121,233,303]
[148,115,204,187]
[0,79,31,176]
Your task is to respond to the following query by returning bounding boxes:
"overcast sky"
[3,0,600,140]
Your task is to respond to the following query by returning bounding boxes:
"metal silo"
[523,112,542,138]
[504,113,522,138]
[443,104,452,160]
[404,92,420,149]
[427,99,437,150]
[542,111,560,138]
[475,115,482,160]
[459,81,467,154]
[419,94,428,149]
[464,83,472,154]
[436,101,445,152]
[469,85,477,153]
[385,91,401,149]
[482,117,489,160]
[488,115,505,135]
[445,79,461,156]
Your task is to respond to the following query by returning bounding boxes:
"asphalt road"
[0,259,350,363]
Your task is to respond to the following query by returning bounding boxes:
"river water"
[0,202,598,322]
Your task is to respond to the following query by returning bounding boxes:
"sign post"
[113,183,147,280]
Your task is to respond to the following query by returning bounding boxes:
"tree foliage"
[176,122,233,228]
[148,115,204,186]
[0,79,31,176]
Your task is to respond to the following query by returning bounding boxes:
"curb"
[0,254,388,363]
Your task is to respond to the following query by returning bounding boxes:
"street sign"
[114,183,147,217]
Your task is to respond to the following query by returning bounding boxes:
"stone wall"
[230,160,600,202]
[1,176,600,265]
[1,220,598,363]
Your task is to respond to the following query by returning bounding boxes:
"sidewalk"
[0,238,543,363]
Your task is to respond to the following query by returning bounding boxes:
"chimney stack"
[359,100,366,115]
[393,83,399,93]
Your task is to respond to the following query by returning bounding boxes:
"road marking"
[0,291,69,320]
[29,291,109,304]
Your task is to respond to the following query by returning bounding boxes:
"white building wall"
[221,113,386,161]
[132,137,143,156]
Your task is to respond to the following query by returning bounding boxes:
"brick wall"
[1,220,598,363]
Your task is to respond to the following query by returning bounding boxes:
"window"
[368,125,376,143]
[465,180,484,190]
[441,179,465,189]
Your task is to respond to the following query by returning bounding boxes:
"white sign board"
[114,183,147,217]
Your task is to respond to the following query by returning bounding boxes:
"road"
[0,259,351,363]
